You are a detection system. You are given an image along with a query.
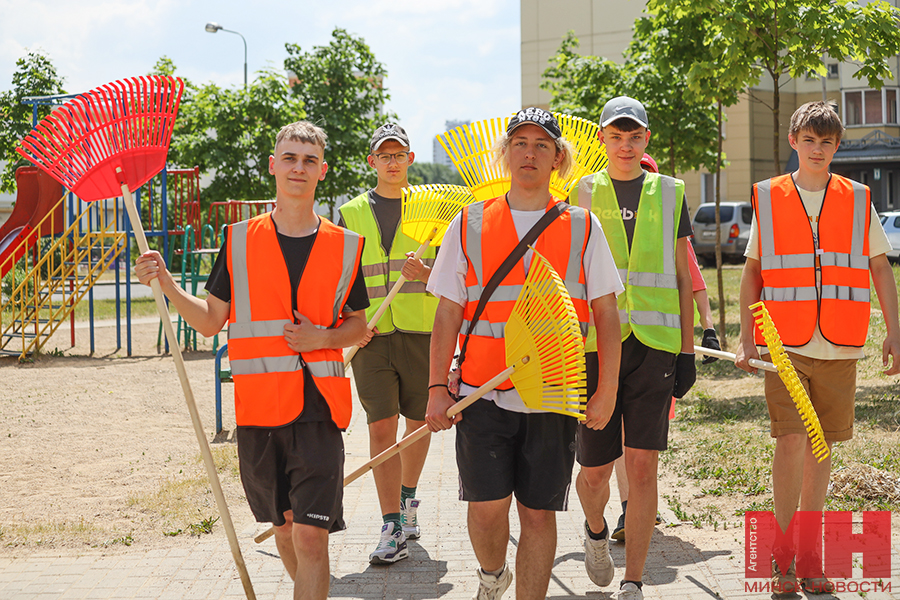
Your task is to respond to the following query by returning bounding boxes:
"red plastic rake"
[16,76,256,600]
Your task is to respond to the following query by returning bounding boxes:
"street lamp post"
[205,22,248,89]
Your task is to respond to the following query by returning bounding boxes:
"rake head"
[506,248,587,419]
[401,184,478,246]
[750,301,829,462]
[437,113,608,202]
[16,76,184,202]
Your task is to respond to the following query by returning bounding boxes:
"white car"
[879,211,900,262]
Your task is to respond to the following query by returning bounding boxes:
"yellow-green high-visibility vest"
[574,171,684,353]
[339,192,438,335]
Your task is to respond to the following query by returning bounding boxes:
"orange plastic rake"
[17,76,256,599]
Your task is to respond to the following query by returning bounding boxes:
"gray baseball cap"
[370,123,410,152]
[600,96,649,129]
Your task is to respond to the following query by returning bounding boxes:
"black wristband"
[428,384,448,391]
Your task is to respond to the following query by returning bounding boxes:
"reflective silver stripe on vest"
[333,229,360,325]
[618,309,628,324]
[231,221,252,323]
[228,319,291,340]
[761,287,817,302]
[466,203,484,285]
[468,284,523,303]
[628,271,677,289]
[761,254,815,270]
[660,176,677,276]
[366,285,389,300]
[617,268,628,283]
[630,310,680,329]
[850,180,868,257]
[400,281,428,294]
[565,207,587,282]
[822,285,870,302]
[819,253,869,269]
[756,179,776,259]
[461,319,506,338]
[387,257,436,270]
[363,263,388,278]
[306,360,345,379]
[231,354,302,376]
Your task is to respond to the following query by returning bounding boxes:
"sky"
[0,0,521,163]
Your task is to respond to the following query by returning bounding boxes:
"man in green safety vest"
[568,97,696,600]
[338,123,438,565]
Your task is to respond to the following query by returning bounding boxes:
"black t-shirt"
[338,190,402,255]
[610,173,693,248]
[205,216,369,424]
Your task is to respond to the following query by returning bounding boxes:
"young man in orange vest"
[425,108,624,600]
[135,121,369,600]
[735,101,900,596]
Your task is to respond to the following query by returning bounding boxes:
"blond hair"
[275,121,328,153]
[490,131,575,181]
[789,101,844,142]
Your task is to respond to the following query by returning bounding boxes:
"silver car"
[879,211,900,262]
[690,202,753,264]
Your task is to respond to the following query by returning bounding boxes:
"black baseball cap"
[507,107,562,140]
[370,123,410,152]
[600,96,649,129]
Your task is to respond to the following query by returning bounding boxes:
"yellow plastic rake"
[257,248,586,544]
[750,301,829,462]
[437,112,609,202]
[343,184,476,365]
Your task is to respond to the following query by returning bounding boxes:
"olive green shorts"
[349,331,430,424]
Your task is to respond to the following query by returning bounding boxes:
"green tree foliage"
[0,50,66,193]
[165,67,305,203]
[284,28,394,212]
[407,162,465,186]
[651,0,900,174]
[541,30,718,176]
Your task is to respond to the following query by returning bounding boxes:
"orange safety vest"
[459,196,590,390]
[752,173,871,348]
[226,213,364,428]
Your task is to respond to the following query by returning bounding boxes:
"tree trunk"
[669,139,676,177]
[715,100,727,350]
[773,75,781,175]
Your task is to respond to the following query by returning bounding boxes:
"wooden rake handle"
[693,345,777,373]
[254,361,520,544]
[344,227,438,366]
[119,175,256,600]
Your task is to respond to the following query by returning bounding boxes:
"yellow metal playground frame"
[0,194,125,359]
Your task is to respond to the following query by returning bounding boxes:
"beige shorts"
[762,352,856,442]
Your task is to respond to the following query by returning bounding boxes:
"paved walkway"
[1,387,898,599]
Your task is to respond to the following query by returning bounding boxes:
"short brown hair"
[789,101,844,142]
[602,117,645,133]
[275,121,328,153]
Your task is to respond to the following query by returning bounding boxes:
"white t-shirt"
[744,184,890,360]
[426,205,624,413]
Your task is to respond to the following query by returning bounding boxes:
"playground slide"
[0,167,63,278]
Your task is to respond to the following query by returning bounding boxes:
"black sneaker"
[611,511,626,541]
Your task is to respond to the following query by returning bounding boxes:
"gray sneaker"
[583,520,615,587]
[616,582,643,600]
[400,498,421,539]
[369,522,408,565]
[473,564,512,600]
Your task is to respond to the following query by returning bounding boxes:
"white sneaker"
[400,498,421,539]
[584,520,615,587]
[473,564,512,600]
[369,522,408,564]
[616,582,643,600]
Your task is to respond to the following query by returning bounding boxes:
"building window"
[888,89,898,124]
[845,91,862,125]
[827,63,839,79]
[844,88,900,126]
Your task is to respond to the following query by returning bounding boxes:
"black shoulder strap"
[456,200,569,371]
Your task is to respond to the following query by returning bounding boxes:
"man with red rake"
[135,121,368,600]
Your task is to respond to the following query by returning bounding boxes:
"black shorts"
[576,335,676,467]
[455,398,577,511]
[236,419,346,532]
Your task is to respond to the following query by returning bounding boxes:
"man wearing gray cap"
[568,96,696,600]
[339,123,437,565]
